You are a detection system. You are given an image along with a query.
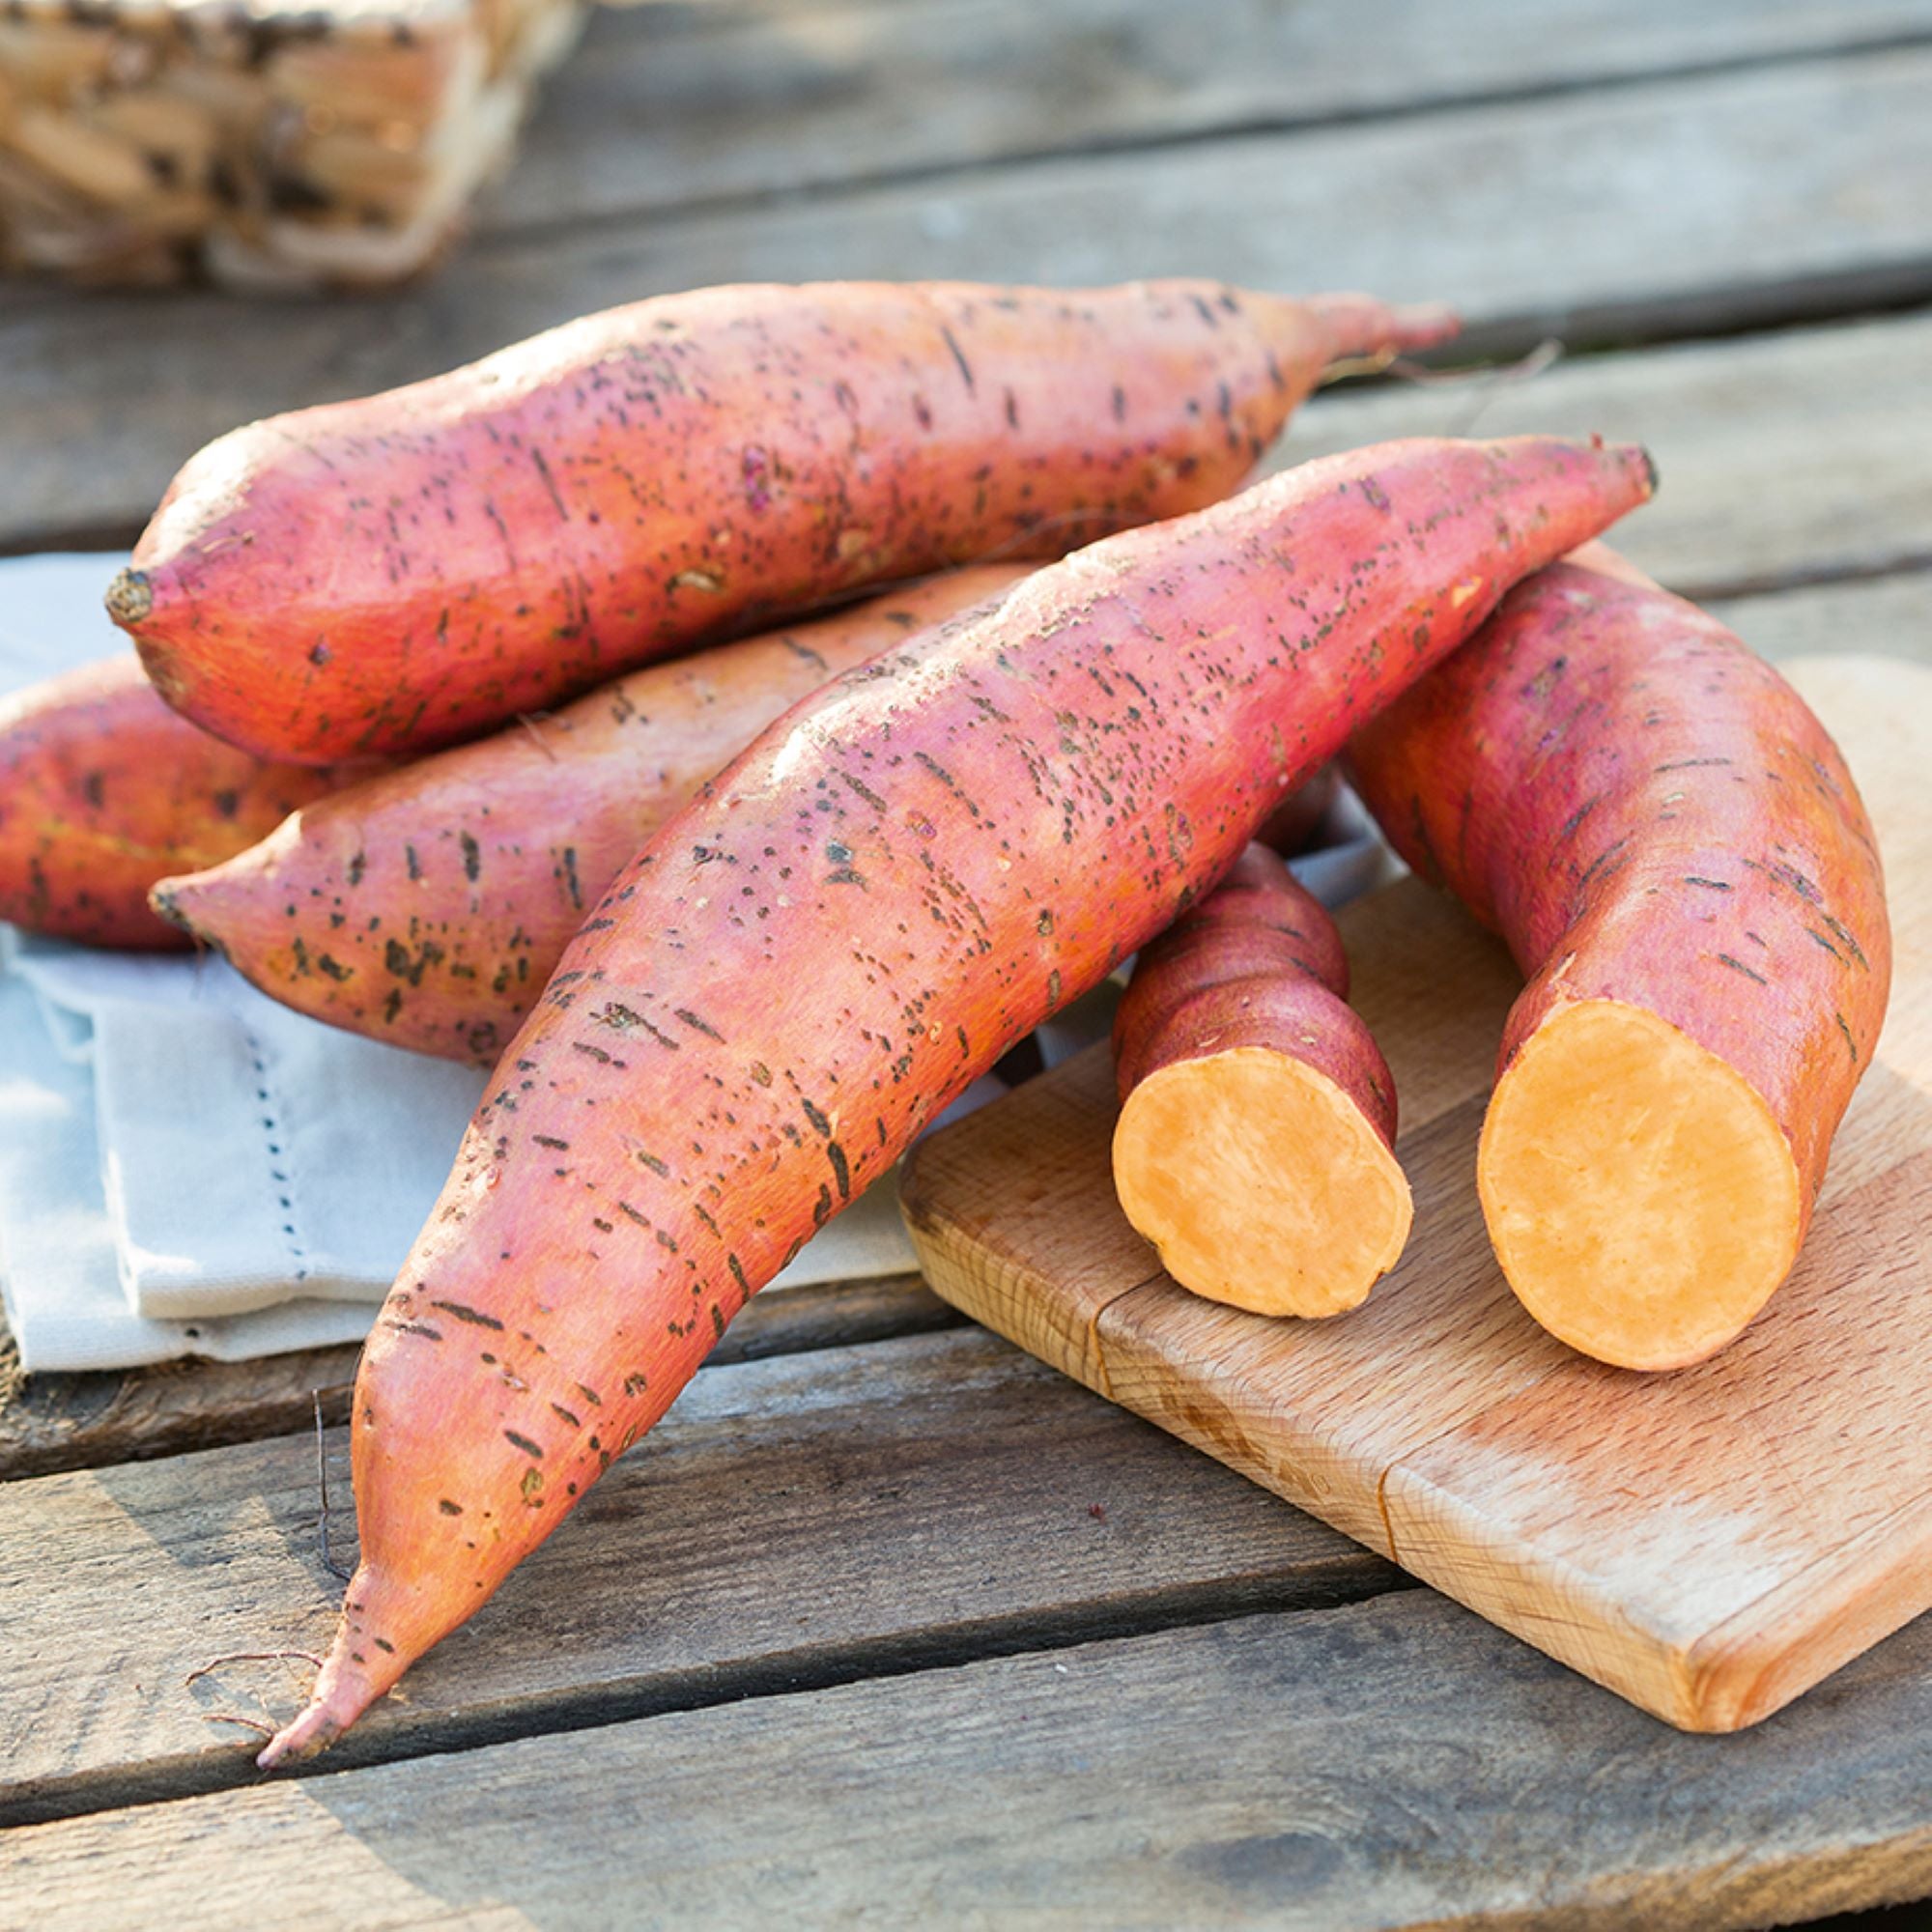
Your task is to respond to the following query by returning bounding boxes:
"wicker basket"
[0,0,584,287]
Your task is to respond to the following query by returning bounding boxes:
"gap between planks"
[0,1326,1406,1829]
[0,1272,960,1483]
[2,1551,1414,1833]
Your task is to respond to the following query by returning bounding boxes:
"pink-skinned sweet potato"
[256,434,1655,1768]
[0,655,355,949]
[151,565,1032,1063]
[1112,843,1409,1318]
[107,280,1456,763]
[1255,765,1341,857]
[1346,543,1890,1370]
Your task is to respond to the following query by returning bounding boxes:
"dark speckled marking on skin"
[1821,913,1870,969]
[939,324,977,393]
[385,937,445,985]
[503,1429,544,1459]
[431,1298,503,1329]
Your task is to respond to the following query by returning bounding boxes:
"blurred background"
[4,0,1931,636]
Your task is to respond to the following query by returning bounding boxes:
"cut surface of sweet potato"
[1479,998,1803,1371]
[1114,1045,1412,1319]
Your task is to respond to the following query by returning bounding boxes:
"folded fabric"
[13,936,491,1319]
[0,946,380,1372]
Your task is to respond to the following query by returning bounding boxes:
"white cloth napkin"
[0,553,1386,1375]
[0,948,382,1371]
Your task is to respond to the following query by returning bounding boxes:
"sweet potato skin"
[259,435,1654,1766]
[109,281,1456,762]
[0,655,349,949]
[151,566,1032,1063]
[1254,765,1341,859]
[1112,843,1394,1141]
[1347,546,1890,1359]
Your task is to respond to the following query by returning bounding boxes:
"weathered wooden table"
[5,3,1932,1923]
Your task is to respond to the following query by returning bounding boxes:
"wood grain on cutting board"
[901,654,1932,1732]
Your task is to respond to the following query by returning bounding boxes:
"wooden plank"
[904,657,1932,1732]
[1711,568,1932,666]
[499,0,1932,233]
[0,1271,954,1483]
[1283,313,1932,600]
[0,1324,1397,1827]
[9,50,1932,547]
[11,1589,1932,1929]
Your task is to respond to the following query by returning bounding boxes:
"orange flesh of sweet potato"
[1111,844,1410,1318]
[1346,545,1889,1370]
[256,435,1654,1768]
[107,281,1457,763]
[150,566,1032,1063]
[0,654,352,949]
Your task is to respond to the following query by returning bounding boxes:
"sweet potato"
[1255,765,1341,857]
[1346,545,1889,1370]
[107,281,1457,763]
[0,655,352,949]
[256,435,1655,1767]
[149,566,1033,1062]
[1112,842,1409,1318]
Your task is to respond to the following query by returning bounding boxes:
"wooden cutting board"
[899,654,1932,1734]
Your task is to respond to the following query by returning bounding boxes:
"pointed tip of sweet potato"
[256,1562,411,1771]
[1298,294,1463,375]
[147,871,231,959]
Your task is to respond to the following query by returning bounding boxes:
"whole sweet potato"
[108,281,1456,762]
[0,655,350,949]
[1347,545,1890,1369]
[256,435,1654,1768]
[152,566,1032,1061]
